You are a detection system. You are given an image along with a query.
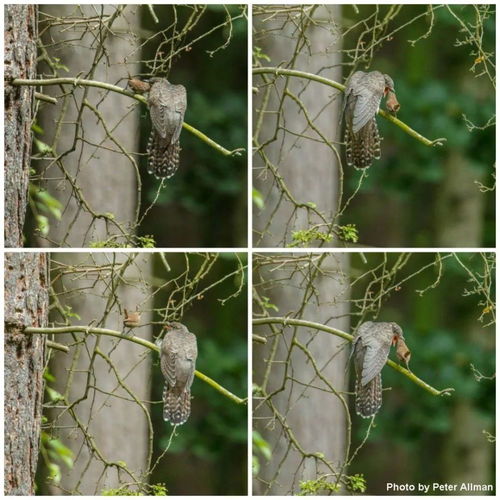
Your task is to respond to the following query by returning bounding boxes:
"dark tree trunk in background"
[4,5,38,248]
[436,150,485,246]
[436,154,492,488]
[440,320,494,490]
[4,253,49,495]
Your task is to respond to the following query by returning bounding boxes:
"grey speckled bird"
[352,321,404,418]
[160,321,198,425]
[343,71,395,169]
[147,78,187,178]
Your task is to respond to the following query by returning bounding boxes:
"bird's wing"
[351,72,385,133]
[161,334,178,388]
[183,332,197,389]
[170,85,187,143]
[148,81,168,139]
[343,71,365,118]
[360,322,394,385]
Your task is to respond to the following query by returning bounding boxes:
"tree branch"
[253,316,454,397]
[23,325,246,405]
[253,67,446,147]
[11,77,243,156]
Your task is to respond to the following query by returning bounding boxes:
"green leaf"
[46,386,64,402]
[63,305,81,320]
[252,455,260,476]
[337,224,358,243]
[261,295,278,312]
[31,187,63,220]
[47,463,61,484]
[252,187,265,210]
[33,137,54,155]
[253,46,271,62]
[35,215,49,236]
[252,430,271,460]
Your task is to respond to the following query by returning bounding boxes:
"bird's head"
[390,322,404,344]
[163,321,188,333]
[383,74,395,95]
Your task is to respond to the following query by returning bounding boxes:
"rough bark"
[4,253,48,495]
[4,5,38,248]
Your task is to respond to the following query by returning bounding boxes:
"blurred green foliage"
[252,430,271,476]
[101,484,167,496]
[37,371,74,489]
[350,253,495,491]
[343,5,495,247]
[150,253,247,495]
[137,5,247,247]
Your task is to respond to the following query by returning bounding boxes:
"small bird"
[385,90,400,114]
[127,78,151,94]
[160,322,198,425]
[395,335,411,369]
[123,309,141,328]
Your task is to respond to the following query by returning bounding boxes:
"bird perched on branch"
[147,78,187,178]
[128,78,151,94]
[395,335,411,369]
[343,71,398,169]
[127,77,187,178]
[160,322,198,425]
[123,309,141,328]
[352,321,409,418]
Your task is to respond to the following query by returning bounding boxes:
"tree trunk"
[46,253,153,495]
[253,5,342,247]
[436,150,485,246]
[253,254,350,495]
[4,252,49,494]
[36,5,140,247]
[440,318,494,491]
[4,5,38,248]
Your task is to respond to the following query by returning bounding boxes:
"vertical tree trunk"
[4,253,49,494]
[253,6,342,247]
[4,5,38,248]
[436,153,492,487]
[254,254,350,495]
[47,253,153,495]
[436,150,485,246]
[36,5,140,247]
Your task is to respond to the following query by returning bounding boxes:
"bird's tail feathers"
[355,373,382,418]
[163,385,191,425]
[147,131,181,179]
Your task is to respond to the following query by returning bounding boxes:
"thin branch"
[252,334,267,344]
[253,66,446,147]
[11,77,241,156]
[23,325,245,404]
[253,316,454,397]
[46,340,69,352]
